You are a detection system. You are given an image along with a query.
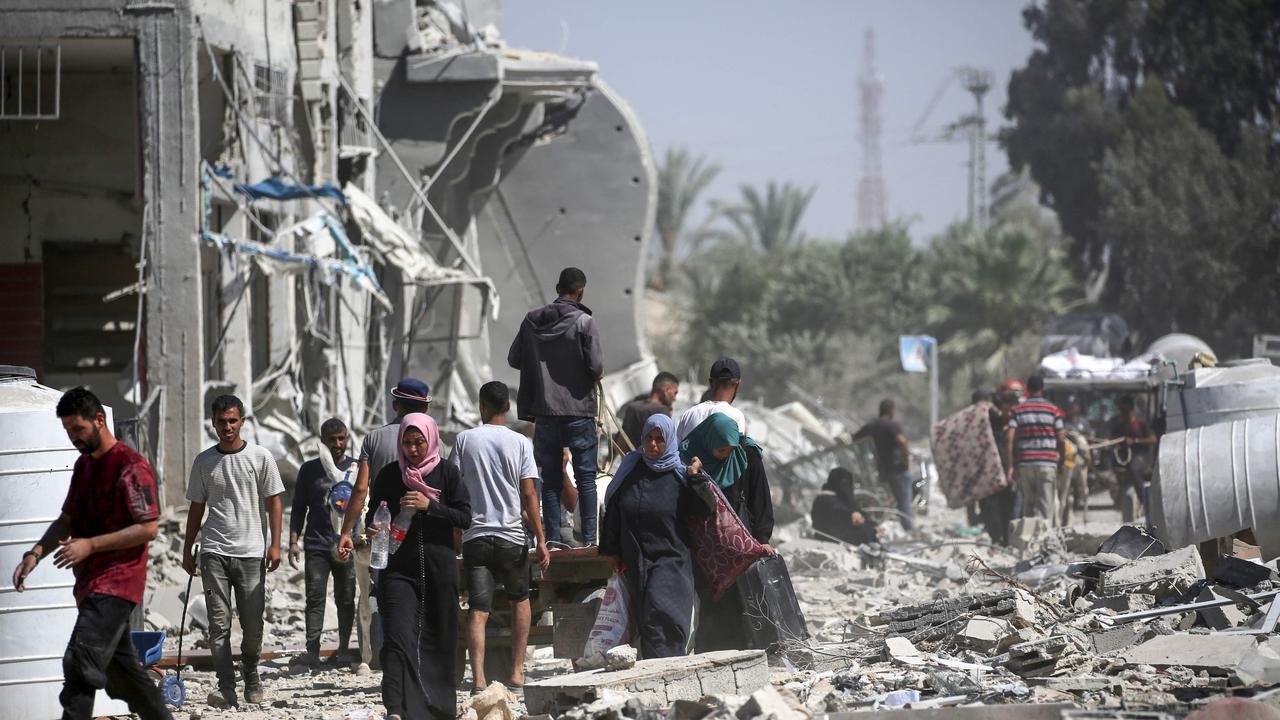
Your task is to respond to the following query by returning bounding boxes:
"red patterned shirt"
[1007,397,1065,466]
[61,441,160,605]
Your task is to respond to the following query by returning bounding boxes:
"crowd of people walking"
[11,266,795,720]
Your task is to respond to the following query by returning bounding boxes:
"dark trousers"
[304,549,356,655]
[534,415,599,543]
[883,471,915,531]
[60,593,171,720]
[979,486,1016,546]
[201,553,265,699]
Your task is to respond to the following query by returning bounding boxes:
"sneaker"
[353,662,372,675]
[292,651,321,667]
[245,686,266,704]
[207,689,236,708]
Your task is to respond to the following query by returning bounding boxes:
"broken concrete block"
[523,650,768,715]
[606,644,637,671]
[885,636,923,665]
[1091,623,1152,656]
[1011,591,1038,628]
[1091,593,1157,614]
[462,682,518,720]
[736,686,810,720]
[1124,633,1280,685]
[1101,545,1205,597]
[961,616,1013,652]
[1031,675,1121,693]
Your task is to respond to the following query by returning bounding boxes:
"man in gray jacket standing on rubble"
[508,267,604,545]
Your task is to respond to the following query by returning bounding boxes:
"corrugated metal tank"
[0,367,129,718]
[1165,358,1280,431]
[1152,414,1280,560]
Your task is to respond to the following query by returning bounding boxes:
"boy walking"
[182,395,284,707]
[451,382,550,690]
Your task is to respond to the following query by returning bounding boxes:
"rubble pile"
[139,496,1280,719]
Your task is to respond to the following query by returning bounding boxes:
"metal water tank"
[1151,413,1280,561]
[0,367,129,718]
[1165,359,1280,431]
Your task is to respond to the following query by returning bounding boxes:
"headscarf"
[619,414,685,478]
[823,467,856,506]
[678,412,762,488]
[397,413,442,501]
[605,414,685,506]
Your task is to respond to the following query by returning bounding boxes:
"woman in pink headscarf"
[365,413,470,720]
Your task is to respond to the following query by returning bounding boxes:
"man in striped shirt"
[1004,375,1065,525]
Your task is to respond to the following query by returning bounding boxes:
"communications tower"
[857,28,886,228]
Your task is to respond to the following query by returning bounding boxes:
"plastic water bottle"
[388,507,416,555]
[370,502,391,570]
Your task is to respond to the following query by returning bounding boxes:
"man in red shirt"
[9,388,171,720]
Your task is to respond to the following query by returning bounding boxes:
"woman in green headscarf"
[679,412,776,652]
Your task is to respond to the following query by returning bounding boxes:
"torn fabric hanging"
[201,222,392,311]
[210,165,347,203]
[343,182,499,320]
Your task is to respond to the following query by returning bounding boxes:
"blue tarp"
[211,165,346,203]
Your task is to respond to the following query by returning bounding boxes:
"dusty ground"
[138,488,1131,719]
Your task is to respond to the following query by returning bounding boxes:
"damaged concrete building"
[0,0,656,502]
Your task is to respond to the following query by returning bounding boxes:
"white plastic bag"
[579,573,632,668]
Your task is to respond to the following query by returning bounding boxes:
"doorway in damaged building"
[0,38,144,417]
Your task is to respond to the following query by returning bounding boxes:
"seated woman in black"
[367,413,470,720]
[811,467,879,546]
[600,414,709,658]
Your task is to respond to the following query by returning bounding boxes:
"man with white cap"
[336,378,432,671]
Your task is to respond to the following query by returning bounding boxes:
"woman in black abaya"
[367,413,470,720]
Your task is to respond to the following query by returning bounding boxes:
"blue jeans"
[883,471,915,531]
[534,415,599,543]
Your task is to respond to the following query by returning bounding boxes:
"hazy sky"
[503,0,1039,244]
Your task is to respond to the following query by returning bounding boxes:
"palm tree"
[708,181,815,253]
[653,147,721,290]
[926,222,1080,378]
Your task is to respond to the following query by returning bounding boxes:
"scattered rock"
[606,644,638,670]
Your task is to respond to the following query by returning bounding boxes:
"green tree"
[1003,0,1280,277]
[1099,82,1279,357]
[706,181,815,253]
[653,146,720,290]
[925,222,1080,380]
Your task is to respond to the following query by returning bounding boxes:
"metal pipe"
[1102,588,1280,624]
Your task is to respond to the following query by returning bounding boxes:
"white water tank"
[0,367,129,718]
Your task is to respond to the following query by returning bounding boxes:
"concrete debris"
[137,470,1280,720]
[1100,545,1206,597]
[461,682,519,720]
[961,616,1015,652]
[523,650,769,715]
[607,644,639,671]
[1125,635,1280,685]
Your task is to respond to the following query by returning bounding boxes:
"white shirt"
[675,401,747,442]
[448,424,539,544]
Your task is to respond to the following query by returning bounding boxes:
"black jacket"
[507,297,604,421]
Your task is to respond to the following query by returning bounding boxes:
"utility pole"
[857,28,886,229]
[957,67,992,231]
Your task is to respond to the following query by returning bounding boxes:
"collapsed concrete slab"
[1100,545,1205,597]
[523,650,769,715]
[1124,634,1280,684]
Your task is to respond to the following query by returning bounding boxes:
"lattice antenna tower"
[958,67,993,230]
[857,27,887,229]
